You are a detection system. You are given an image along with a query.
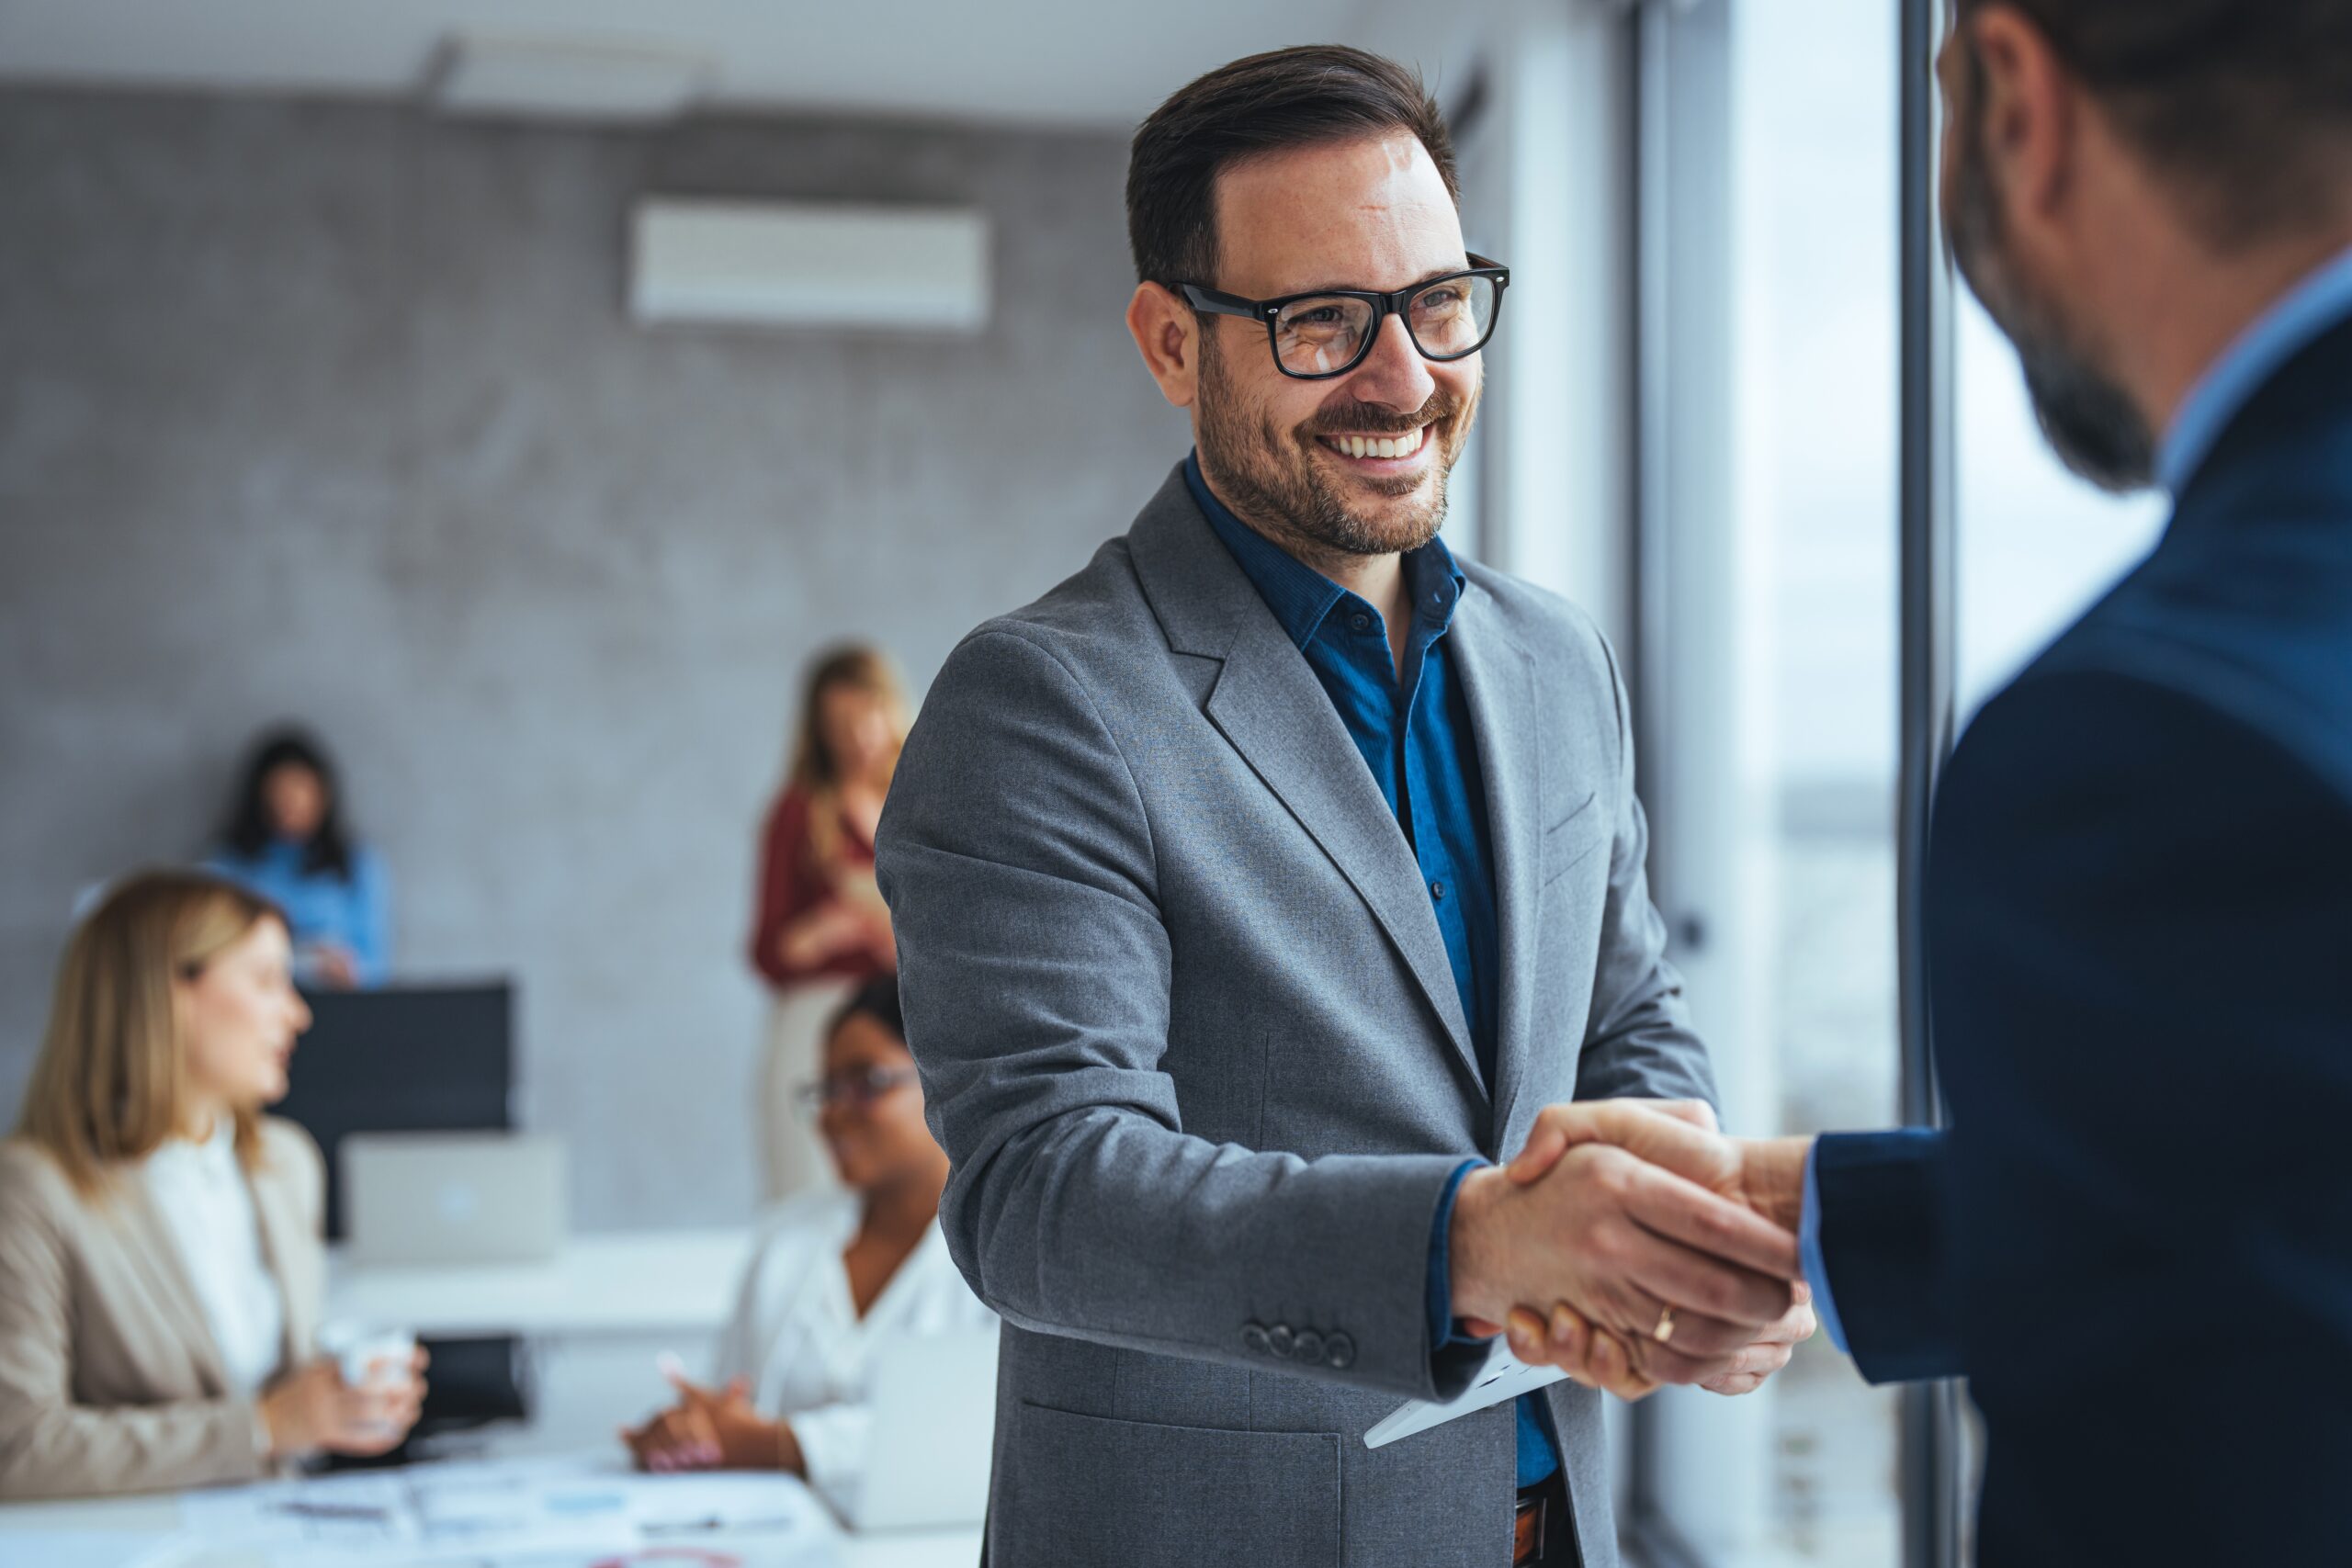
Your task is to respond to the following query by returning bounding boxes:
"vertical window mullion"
[1896,2,1962,1567]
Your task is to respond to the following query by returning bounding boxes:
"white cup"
[318,1322,417,1391]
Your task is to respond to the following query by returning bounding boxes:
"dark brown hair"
[1126,45,1459,290]
[1959,1,2352,243]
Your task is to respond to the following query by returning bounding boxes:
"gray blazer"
[876,468,1714,1567]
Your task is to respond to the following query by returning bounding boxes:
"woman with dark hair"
[746,647,908,1201]
[622,977,989,1518]
[205,728,391,989]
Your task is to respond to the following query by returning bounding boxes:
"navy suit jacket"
[1813,310,2352,1564]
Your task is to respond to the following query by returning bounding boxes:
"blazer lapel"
[1446,587,1544,1140]
[1128,468,1482,1092]
[1206,610,1482,1088]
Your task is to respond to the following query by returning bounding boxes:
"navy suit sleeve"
[1923,662,2352,1566]
[1811,1128,1962,1383]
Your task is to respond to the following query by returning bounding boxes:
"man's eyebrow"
[1280,262,1470,296]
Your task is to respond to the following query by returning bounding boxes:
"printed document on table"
[174,1453,841,1565]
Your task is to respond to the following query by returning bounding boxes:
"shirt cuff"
[1800,1143,1851,1355]
[1425,1158,1487,1350]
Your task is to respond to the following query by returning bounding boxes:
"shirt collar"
[1182,449,1464,649]
[2157,243,2352,496]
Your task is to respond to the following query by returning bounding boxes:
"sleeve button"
[1241,1322,1271,1356]
[1268,1325,1295,1359]
[1293,1330,1326,1366]
[1325,1333,1356,1371]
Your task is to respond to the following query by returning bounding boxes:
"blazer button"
[1268,1325,1295,1359]
[1242,1322,1272,1356]
[1292,1330,1326,1366]
[1325,1333,1356,1371]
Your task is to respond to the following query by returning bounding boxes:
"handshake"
[1448,1100,1817,1400]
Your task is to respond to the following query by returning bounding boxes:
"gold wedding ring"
[1653,1306,1677,1344]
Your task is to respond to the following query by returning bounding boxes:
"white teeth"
[1328,430,1430,459]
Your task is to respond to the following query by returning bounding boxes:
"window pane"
[1645,1,1904,1561]
[1955,297,2167,716]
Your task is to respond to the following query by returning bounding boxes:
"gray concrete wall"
[0,89,1183,1228]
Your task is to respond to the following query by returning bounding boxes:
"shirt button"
[1430,880,1447,900]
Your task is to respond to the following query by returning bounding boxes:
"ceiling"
[0,0,1385,130]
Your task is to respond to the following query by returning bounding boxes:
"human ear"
[1125,282,1201,410]
[1967,6,2078,231]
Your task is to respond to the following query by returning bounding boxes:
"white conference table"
[0,1480,981,1567]
[0,1231,982,1567]
[325,1227,752,1458]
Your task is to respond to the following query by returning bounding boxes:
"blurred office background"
[0,1,2169,1563]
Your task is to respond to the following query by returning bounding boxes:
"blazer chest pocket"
[1007,1402,1340,1567]
[1542,792,1608,888]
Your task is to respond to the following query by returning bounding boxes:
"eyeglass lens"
[1272,275,1498,377]
[798,1066,913,1110]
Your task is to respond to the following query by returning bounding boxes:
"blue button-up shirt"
[1186,454,1559,1489]
[204,839,393,987]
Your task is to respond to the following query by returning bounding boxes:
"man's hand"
[1487,1101,1815,1398]
[1502,1286,1815,1399]
[1448,1101,1804,1396]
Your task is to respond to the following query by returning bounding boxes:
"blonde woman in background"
[746,645,909,1203]
[0,871,426,1499]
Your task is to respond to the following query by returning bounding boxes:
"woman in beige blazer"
[0,871,426,1499]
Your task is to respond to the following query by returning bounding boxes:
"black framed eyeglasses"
[1177,255,1510,380]
[796,1066,919,1112]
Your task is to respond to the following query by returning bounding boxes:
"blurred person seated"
[0,871,427,1499]
[206,727,391,988]
[623,977,991,1517]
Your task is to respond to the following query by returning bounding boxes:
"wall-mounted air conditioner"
[628,198,991,334]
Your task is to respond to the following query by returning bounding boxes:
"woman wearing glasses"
[622,977,990,1516]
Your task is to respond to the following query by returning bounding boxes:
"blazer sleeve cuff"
[1813,1129,1965,1385]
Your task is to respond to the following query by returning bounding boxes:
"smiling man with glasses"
[876,45,1809,1566]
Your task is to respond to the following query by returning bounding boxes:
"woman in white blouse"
[624,977,992,1516]
[0,871,426,1499]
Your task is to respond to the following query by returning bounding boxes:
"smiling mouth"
[1316,424,1432,465]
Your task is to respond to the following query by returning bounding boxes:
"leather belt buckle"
[1512,1485,1548,1564]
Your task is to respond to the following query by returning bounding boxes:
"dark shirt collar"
[1183,449,1464,649]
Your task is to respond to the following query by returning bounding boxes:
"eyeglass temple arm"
[1175,282,1268,320]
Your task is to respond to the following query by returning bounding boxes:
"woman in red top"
[747,645,909,1203]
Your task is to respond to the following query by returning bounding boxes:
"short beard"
[1193,330,1474,563]
[1949,62,2156,492]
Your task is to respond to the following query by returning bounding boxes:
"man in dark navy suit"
[1497,3,2352,1562]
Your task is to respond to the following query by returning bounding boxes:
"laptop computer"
[341,1131,567,1267]
[852,1325,1000,1531]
